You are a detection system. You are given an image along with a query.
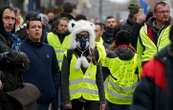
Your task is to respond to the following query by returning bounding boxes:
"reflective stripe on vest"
[69,54,99,101]
[70,78,96,85]
[47,32,72,69]
[70,88,98,95]
[104,54,138,104]
[138,24,171,62]
[108,78,138,91]
[105,81,133,99]
[96,38,106,62]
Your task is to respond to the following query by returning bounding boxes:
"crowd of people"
[0,1,173,110]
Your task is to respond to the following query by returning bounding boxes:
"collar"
[26,38,42,47]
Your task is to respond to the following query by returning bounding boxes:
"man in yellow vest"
[95,22,106,61]
[137,1,171,69]
[47,17,72,69]
[61,20,106,110]
[47,17,72,110]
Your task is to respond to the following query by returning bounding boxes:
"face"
[47,12,55,21]
[57,19,68,34]
[106,18,117,29]
[27,20,42,42]
[95,24,103,40]
[133,10,146,24]
[2,8,16,32]
[154,4,170,24]
[76,31,89,50]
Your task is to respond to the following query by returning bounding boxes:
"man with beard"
[130,25,173,110]
[137,1,171,69]
[103,16,119,49]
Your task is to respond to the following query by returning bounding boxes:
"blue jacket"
[21,39,60,104]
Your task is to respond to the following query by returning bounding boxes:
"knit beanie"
[128,3,140,16]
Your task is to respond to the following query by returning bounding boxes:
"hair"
[154,1,168,12]
[128,3,140,18]
[25,11,38,22]
[52,17,69,33]
[95,22,105,31]
[75,14,87,21]
[115,30,131,46]
[0,6,16,34]
[106,16,114,20]
[0,6,16,19]
[26,15,42,29]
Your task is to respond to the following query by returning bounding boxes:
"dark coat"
[131,45,173,110]
[0,91,23,110]
[21,39,60,104]
[0,7,29,92]
[121,16,143,49]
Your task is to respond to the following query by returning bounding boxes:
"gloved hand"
[0,50,30,73]
[11,51,30,73]
[0,50,21,63]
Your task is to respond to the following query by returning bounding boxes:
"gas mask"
[76,32,89,51]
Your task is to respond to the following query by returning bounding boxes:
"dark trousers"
[107,101,130,110]
[52,72,62,110]
[67,99,100,110]
[32,103,49,110]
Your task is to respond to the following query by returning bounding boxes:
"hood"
[0,6,16,37]
[68,20,96,49]
[112,47,135,60]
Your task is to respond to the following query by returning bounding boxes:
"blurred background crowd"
[1,0,173,22]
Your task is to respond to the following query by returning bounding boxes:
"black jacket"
[0,7,29,92]
[121,16,143,48]
[21,39,60,104]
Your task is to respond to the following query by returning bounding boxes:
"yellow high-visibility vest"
[96,37,106,62]
[69,54,99,101]
[47,32,72,69]
[103,55,138,104]
[137,24,171,63]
